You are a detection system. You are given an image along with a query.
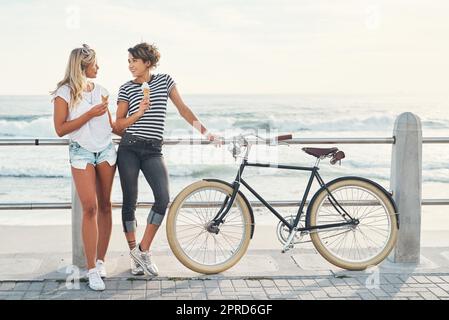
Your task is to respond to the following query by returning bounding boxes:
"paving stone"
[274,279,291,288]
[117,281,133,290]
[413,276,433,284]
[298,293,314,300]
[147,281,161,290]
[161,280,175,289]
[384,275,404,284]
[419,292,439,300]
[246,280,262,288]
[426,276,445,284]
[232,280,248,288]
[146,290,162,299]
[204,280,219,288]
[311,290,328,299]
[392,292,421,298]
[28,282,44,292]
[104,281,119,291]
[264,287,281,295]
[218,280,233,288]
[316,279,333,287]
[175,280,189,289]
[288,279,304,287]
[188,280,204,288]
[13,282,31,291]
[428,287,449,297]
[131,281,147,290]
[0,282,16,291]
[260,280,276,287]
[437,283,449,291]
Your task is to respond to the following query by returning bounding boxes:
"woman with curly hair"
[115,42,222,276]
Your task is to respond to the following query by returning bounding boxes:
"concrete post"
[71,179,85,268]
[390,112,422,264]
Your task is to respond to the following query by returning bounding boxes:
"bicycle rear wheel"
[166,180,252,274]
[308,177,398,270]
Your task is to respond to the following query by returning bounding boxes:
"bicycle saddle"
[301,147,338,158]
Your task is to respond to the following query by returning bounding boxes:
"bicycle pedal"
[281,244,294,253]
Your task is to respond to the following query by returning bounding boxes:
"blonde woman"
[52,44,116,291]
[115,42,222,277]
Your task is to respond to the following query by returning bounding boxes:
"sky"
[0,0,448,95]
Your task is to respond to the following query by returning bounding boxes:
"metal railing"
[1,136,448,210]
[1,198,449,210]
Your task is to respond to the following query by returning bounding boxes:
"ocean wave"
[0,115,51,122]
[170,113,449,133]
[0,173,66,178]
[1,163,448,184]
[0,165,69,178]
[0,164,237,179]
[164,114,399,133]
[2,112,449,138]
[0,118,57,137]
[422,120,449,129]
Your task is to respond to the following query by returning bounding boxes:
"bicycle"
[166,133,399,274]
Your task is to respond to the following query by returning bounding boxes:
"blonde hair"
[51,44,96,110]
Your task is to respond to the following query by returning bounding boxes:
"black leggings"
[117,133,170,233]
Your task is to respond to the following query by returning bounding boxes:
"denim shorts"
[69,141,117,170]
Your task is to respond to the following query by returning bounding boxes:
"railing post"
[71,179,85,269]
[390,112,422,263]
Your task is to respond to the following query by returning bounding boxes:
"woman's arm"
[115,99,149,132]
[169,86,210,136]
[169,86,223,145]
[53,97,108,137]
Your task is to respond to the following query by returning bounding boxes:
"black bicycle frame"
[212,159,356,232]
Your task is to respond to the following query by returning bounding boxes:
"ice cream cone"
[141,82,150,100]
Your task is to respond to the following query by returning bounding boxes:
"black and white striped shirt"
[117,74,175,140]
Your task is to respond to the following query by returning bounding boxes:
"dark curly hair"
[128,42,161,68]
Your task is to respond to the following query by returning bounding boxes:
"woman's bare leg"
[125,232,137,250]
[95,162,116,262]
[140,224,159,251]
[71,165,98,270]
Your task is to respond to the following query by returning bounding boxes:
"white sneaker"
[87,268,105,291]
[96,260,107,278]
[130,257,145,276]
[130,245,159,277]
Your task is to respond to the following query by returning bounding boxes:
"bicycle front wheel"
[166,180,252,274]
[308,177,398,270]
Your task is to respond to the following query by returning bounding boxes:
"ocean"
[0,94,448,225]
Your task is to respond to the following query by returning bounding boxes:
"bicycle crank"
[276,215,306,246]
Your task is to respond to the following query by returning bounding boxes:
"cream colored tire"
[309,178,398,271]
[166,180,252,274]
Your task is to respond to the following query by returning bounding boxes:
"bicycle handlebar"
[272,134,293,143]
[227,133,293,159]
[229,133,293,145]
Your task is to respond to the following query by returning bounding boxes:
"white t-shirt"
[54,83,112,153]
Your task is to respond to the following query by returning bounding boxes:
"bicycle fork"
[208,181,241,233]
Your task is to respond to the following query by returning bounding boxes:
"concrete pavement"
[2,224,449,300]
